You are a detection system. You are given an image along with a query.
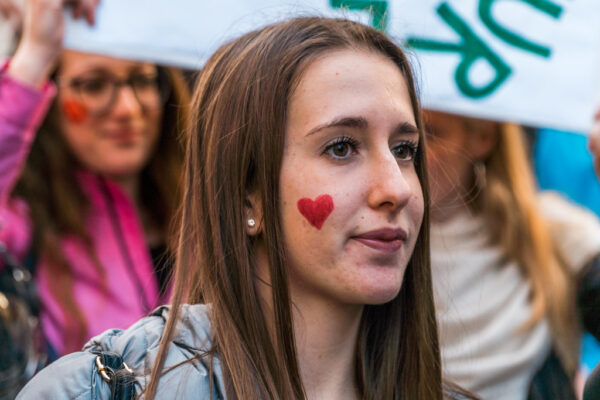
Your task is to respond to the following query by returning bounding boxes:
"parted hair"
[145,17,443,400]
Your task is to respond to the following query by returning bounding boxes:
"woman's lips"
[351,228,407,254]
[107,129,139,143]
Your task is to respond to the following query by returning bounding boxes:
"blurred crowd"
[2,1,600,399]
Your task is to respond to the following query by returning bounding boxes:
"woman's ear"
[245,192,264,236]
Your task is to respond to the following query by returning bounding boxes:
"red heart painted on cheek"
[297,194,334,230]
[62,98,88,123]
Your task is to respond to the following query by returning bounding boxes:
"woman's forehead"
[287,49,415,135]
[59,50,156,78]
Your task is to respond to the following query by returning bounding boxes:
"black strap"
[93,352,136,400]
[578,255,600,340]
[22,244,38,276]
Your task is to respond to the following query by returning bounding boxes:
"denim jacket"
[18,303,479,400]
[17,304,226,399]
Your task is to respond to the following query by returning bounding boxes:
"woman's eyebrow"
[305,117,419,137]
[394,122,419,136]
[72,67,110,76]
[305,116,368,137]
[128,64,157,74]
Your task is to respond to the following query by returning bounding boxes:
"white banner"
[64,0,600,132]
[397,1,600,133]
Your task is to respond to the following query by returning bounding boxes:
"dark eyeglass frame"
[60,68,172,116]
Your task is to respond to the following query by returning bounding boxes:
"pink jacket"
[0,63,167,356]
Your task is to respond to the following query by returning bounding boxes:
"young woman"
[425,110,600,399]
[15,16,475,400]
[0,0,190,358]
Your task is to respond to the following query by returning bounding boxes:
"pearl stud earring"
[247,218,256,228]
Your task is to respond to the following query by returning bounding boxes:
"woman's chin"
[363,287,402,305]
[345,280,404,306]
[88,157,147,179]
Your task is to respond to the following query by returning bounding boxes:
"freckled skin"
[278,50,424,306]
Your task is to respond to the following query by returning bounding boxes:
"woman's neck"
[254,246,361,400]
[107,173,140,204]
[293,298,362,400]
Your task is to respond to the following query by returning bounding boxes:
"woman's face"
[278,49,424,307]
[56,50,163,178]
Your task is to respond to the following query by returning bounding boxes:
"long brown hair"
[13,66,190,353]
[479,122,578,374]
[146,17,442,399]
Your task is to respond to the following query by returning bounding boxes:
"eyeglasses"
[62,71,171,116]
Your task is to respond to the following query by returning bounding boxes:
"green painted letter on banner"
[406,2,511,99]
[479,0,562,58]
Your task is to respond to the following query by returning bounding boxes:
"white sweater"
[431,192,600,400]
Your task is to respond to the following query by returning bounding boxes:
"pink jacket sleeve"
[0,60,56,261]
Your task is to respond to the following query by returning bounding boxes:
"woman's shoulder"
[538,191,600,272]
[15,311,165,399]
[17,304,223,399]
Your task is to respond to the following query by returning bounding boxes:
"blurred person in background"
[0,0,190,364]
[533,118,600,378]
[425,110,600,400]
[584,110,600,398]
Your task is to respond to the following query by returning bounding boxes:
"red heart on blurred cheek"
[297,194,334,230]
[62,99,88,123]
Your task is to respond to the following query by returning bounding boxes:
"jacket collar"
[155,304,227,398]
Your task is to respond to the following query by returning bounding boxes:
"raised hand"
[7,0,99,88]
[0,0,24,34]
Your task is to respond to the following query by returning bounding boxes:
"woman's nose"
[111,85,143,117]
[366,151,412,213]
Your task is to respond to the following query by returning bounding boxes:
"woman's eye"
[392,143,418,161]
[131,74,159,89]
[324,137,359,159]
[332,143,351,157]
[81,78,110,94]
